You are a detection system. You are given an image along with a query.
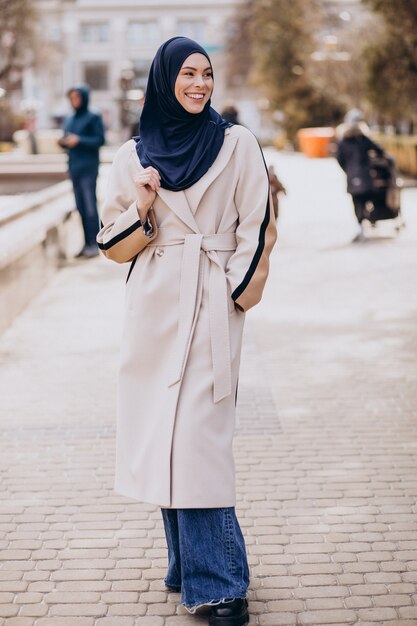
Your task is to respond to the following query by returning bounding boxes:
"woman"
[336,109,385,241]
[97,37,276,625]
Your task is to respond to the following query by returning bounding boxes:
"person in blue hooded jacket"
[59,85,105,257]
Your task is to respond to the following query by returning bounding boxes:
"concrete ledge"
[0,180,73,227]
[0,181,83,333]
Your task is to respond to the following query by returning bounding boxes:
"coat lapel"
[133,147,199,232]
[135,129,238,230]
[157,187,199,233]
[185,130,238,213]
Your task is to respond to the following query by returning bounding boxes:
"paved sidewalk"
[1,152,417,625]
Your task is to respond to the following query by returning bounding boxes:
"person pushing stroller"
[336,109,400,241]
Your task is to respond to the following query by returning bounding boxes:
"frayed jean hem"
[183,595,247,614]
[163,578,181,593]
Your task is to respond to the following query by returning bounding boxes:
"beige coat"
[97,125,277,508]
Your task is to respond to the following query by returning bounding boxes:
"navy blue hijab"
[135,37,230,191]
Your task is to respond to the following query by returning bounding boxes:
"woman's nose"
[193,74,204,87]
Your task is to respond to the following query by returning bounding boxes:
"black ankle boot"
[209,598,249,626]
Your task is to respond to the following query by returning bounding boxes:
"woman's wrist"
[136,200,151,213]
[136,201,152,222]
[136,202,154,238]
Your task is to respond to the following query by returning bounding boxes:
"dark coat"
[337,130,383,196]
[63,85,105,177]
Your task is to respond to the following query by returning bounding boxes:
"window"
[177,20,206,42]
[80,23,109,43]
[127,21,159,45]
[83,63,109,90]
[48,26,62,43]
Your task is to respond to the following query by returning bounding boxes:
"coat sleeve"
[226,128,277,312]
[364,136,384,155]
[97,141,158,263]
[77,114,105,149]
[336,141,346,171]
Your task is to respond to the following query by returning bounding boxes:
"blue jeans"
[161,507,249,611]
[71,172,100,247]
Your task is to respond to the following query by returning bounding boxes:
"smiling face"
[174,52,214,114]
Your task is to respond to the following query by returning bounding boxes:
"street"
[0,150,416,625]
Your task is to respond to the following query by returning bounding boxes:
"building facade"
[24,0,366,140]
[33,0,242,137]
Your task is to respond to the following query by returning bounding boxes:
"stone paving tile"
[1,154,417,624]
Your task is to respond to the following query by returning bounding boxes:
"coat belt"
[149,229,237,403]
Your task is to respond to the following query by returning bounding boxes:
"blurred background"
[1,7,417,624]
[1,0,416,151]
[1,0,416,330]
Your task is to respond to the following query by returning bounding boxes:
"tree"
[362,0,417,125]
[252,0,322,135]
[226,0,255,89]
[227,0,346,139]
[307,12,377,115]
[0,0,37,83]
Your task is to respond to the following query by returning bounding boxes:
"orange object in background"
[297,127,335,158]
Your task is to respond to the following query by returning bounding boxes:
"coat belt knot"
[150,229,237,403]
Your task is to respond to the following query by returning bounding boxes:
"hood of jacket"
[336,121,370,141]
[67,85,90,114]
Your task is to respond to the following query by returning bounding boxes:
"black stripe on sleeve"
[98,219,142,251]
[126,254,138,283]
[231,147,271,302]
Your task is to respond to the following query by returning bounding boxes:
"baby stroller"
[366,150,405,230]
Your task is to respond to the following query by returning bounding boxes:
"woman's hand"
[134,167,161,223]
